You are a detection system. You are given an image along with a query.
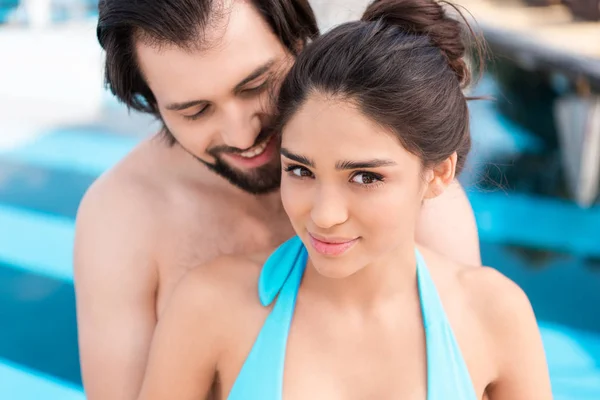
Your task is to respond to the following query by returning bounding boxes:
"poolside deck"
[453,0,600,87]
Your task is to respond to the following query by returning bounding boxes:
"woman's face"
[280,93,433,279]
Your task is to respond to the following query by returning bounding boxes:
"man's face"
[136,1,293,194]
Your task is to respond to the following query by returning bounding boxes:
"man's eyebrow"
[234,59,276,92]
[164,60,276,111]
[165,100,207,111]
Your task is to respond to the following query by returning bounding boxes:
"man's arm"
[74,175,159,400]
[416,180,481,266]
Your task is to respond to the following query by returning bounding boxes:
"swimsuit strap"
[416,249,477,400]
[228,236,307,400]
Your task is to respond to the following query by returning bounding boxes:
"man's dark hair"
[96,0,319,117]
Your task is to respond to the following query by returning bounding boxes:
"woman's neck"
[300,242,419,312]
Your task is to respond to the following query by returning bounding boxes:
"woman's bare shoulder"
[457,265,537,340]
[424,246,534,331]
[424,248,544,390]
[457,263,551,396]
[174,252,271,312]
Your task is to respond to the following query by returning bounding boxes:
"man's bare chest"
[155,210,294,315]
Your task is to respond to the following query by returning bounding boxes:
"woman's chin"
[310,257,364,280]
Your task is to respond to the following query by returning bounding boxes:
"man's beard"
[202,152,281,195]
[163,126,282,195]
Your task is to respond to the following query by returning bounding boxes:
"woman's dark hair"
[96,0,319,116]
[277,0,484,175]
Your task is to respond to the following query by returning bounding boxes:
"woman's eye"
[285,165,313,178]
[351,172,382,185]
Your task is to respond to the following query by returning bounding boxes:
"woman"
[137,0,552,398]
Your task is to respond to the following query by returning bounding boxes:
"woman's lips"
[308,233,359,257]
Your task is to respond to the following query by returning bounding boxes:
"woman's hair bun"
[361,0,473,87]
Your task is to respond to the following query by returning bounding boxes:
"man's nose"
[221,102,261,150]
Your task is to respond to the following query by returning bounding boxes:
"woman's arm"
[468,267,552,399]
[136,264,227,400]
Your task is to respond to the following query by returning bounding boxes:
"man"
[74,0,481,399]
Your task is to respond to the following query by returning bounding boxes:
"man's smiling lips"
[224,135,278,168]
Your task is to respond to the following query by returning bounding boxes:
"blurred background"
[0,0,598,398]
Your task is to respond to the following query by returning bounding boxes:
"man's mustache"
[208,128,277,156]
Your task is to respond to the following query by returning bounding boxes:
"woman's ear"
[424,152,457,200]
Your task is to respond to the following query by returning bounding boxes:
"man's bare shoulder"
[79,137,168,214]
[77,136,211,232]
[416,181,481,266]
[73,137,181,282]
[419,246,479,294]
[80,135,238,222]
